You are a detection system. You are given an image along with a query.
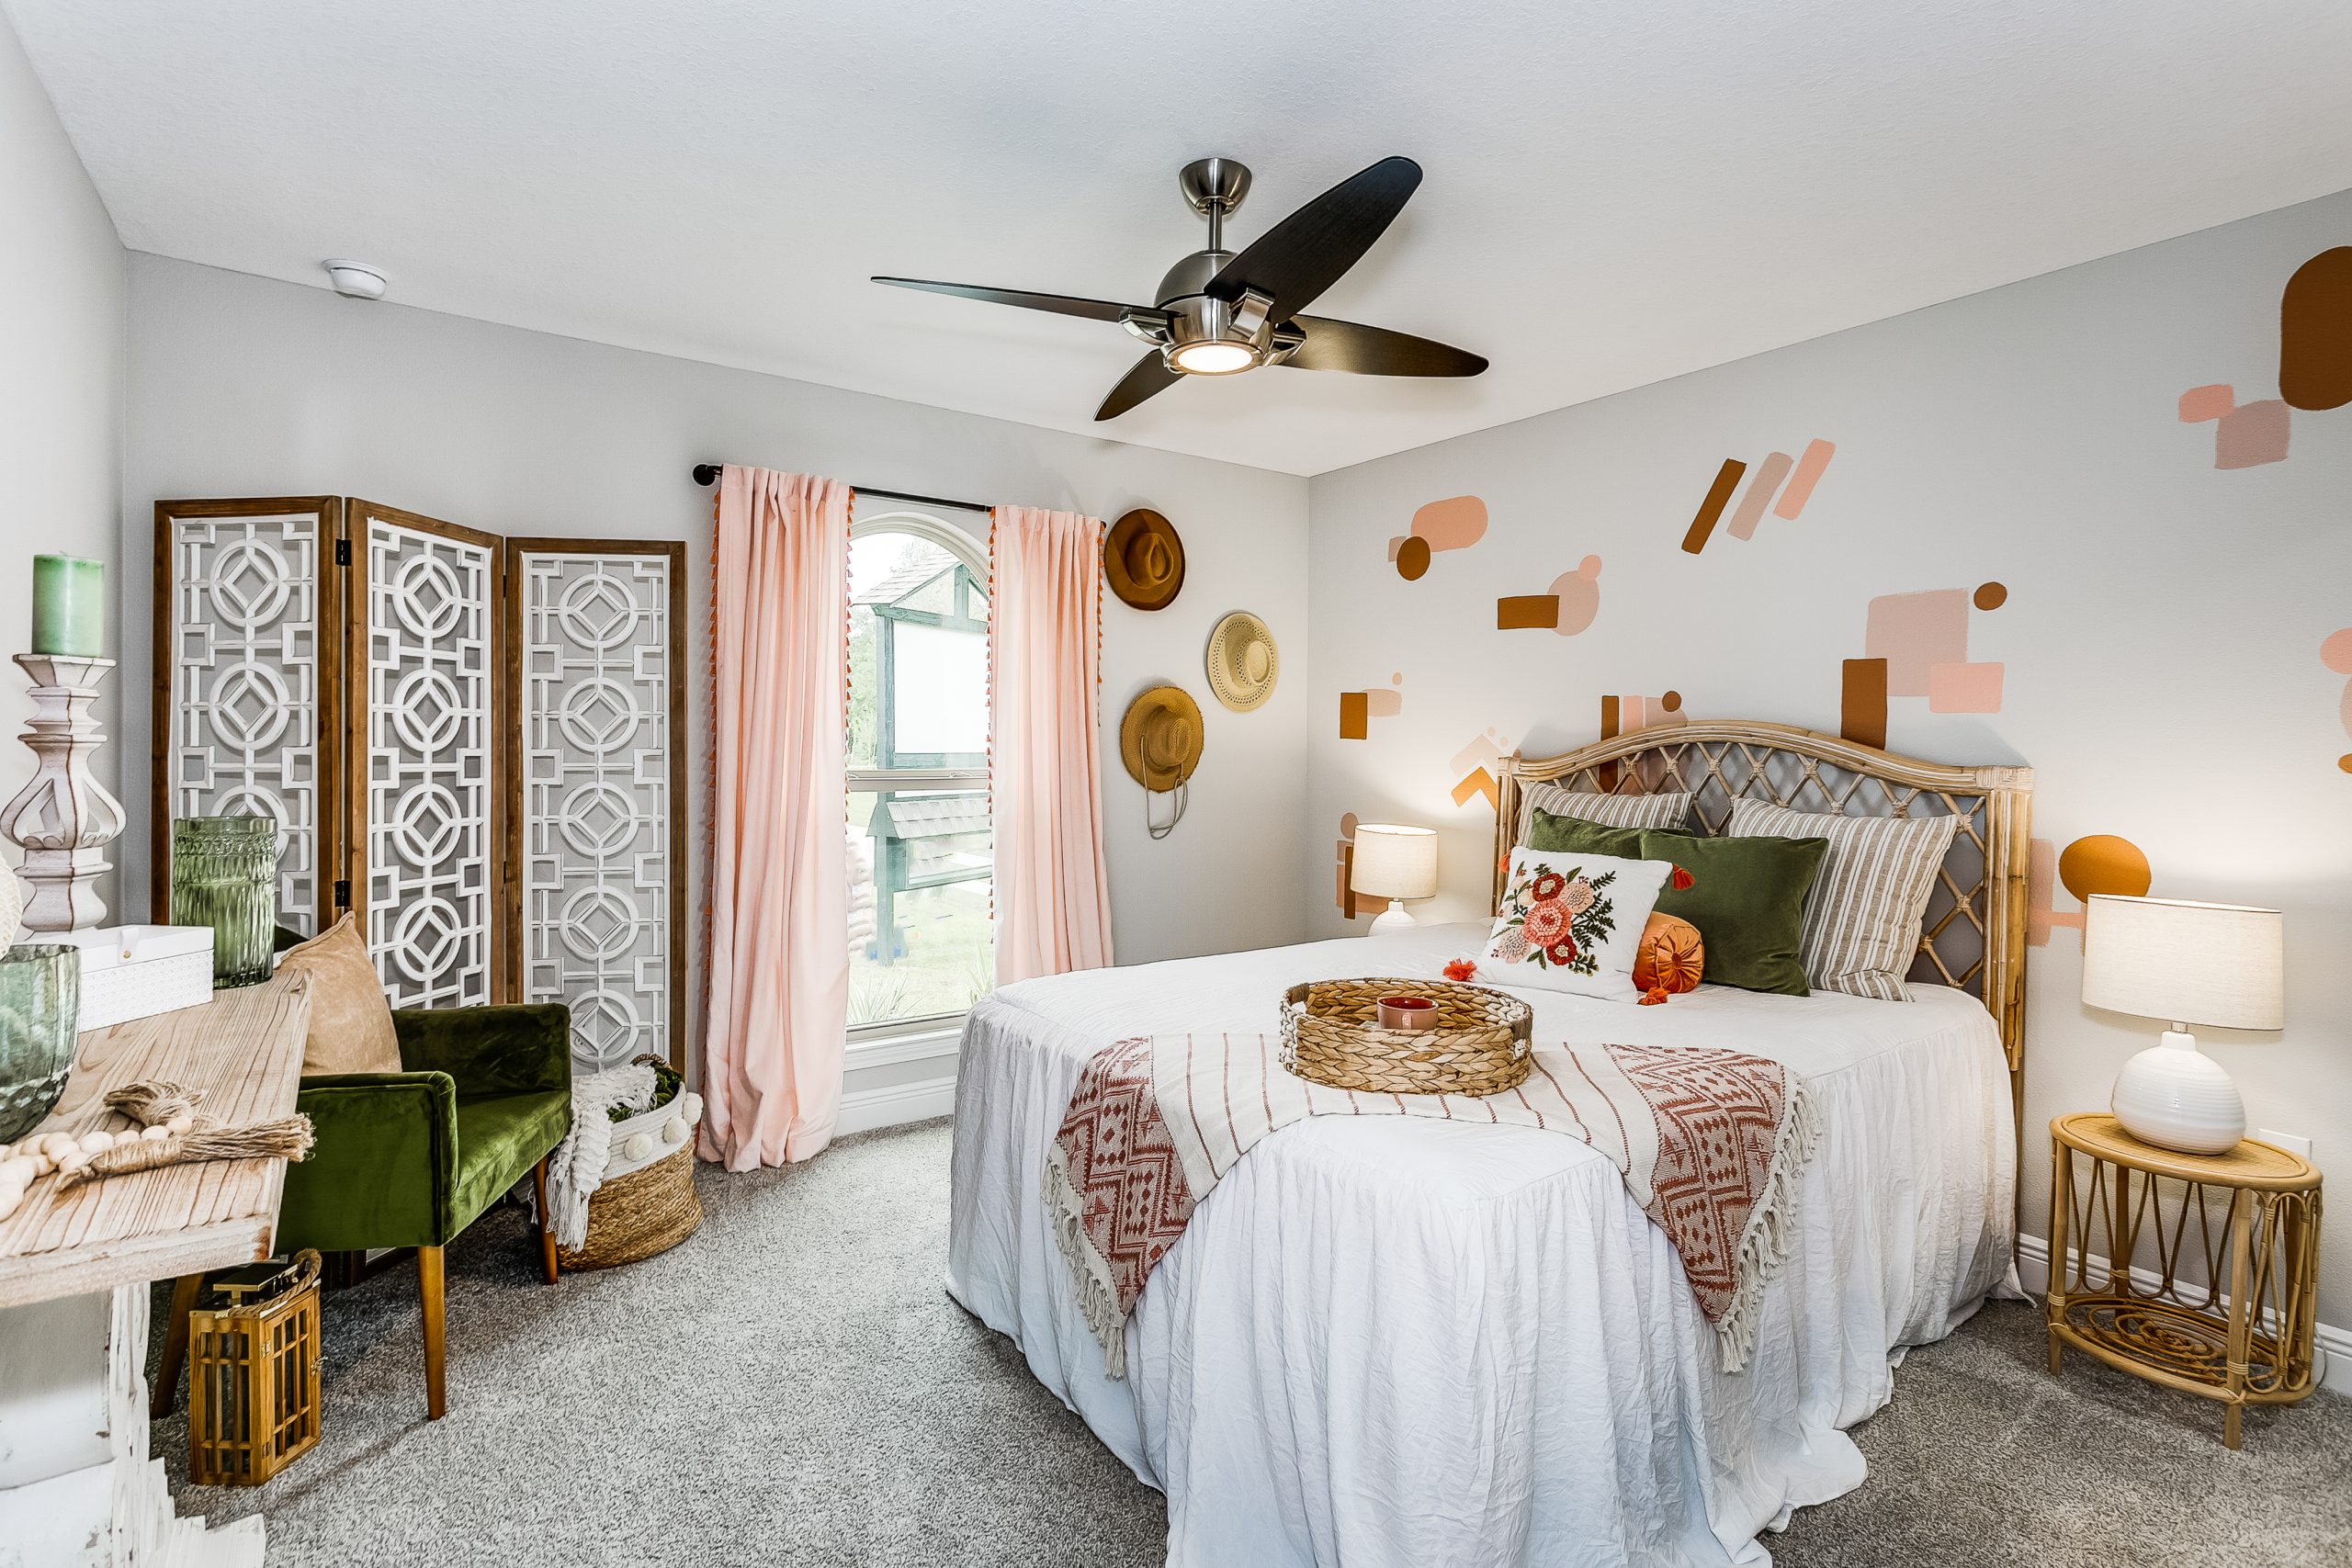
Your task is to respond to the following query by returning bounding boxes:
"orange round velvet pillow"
[1632,912,1704,996]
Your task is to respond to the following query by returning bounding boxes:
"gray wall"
[0,10,124,920]
[123,257,1311,1042]
[1306,188,2352,1324]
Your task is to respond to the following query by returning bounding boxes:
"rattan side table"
[2046,1113,2321,1448]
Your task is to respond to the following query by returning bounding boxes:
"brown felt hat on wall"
[1119,685,1204,792]
[1103,509,1186,611]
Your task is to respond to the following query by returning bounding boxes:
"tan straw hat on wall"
[1103,509,1186,611]
[1204,610,1279,713]
[1119,685,1203,839]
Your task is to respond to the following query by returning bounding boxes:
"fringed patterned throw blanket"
[1046,1034,1818,1377]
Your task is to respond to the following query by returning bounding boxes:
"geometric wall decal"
[1601,690,1687,739]
[511,542,684,1071]
[2279,246,2352,412]
[1680,459,1747,555]
[2215,400,2291,468]
[1498,557,1603,635]
[1496,594,1558,630]
[158,499,334,934]
[2324,626,2352,773]
[1973,581,2009,612]
[1337,675,1404,739]
[1725,451,1794,541]
[2177,383,2235,423]
[1773,439,1837,521]
[1839,658,1888,749]
[1336,811,1363,916]
[1685,438,1835,553]
[1865,590,1971,696]
[1928,660,2004,713]
[2181,381,2291,468]
[1548,556,1604,635]
[1448,726,1514,811]
[1410,495,1488,551]
[1394,495,1487,580]
[2029,833,2154,946]
[359,501,499,1010]
[2059,833,2154,903]
[1340,691,1369,739]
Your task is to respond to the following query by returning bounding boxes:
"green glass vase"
[0,943,80,1143]
[171,816,280,987]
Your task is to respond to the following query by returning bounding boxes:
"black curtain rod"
[690,463,989,515]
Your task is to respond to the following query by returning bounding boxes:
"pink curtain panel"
[701,466,853,1168]
[990,505,1114,983]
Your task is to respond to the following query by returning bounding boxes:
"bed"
[946,721,2033,1566]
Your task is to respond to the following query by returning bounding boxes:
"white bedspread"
[945,924,2018,1567]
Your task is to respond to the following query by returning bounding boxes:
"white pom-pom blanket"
[545,1062,658,1250]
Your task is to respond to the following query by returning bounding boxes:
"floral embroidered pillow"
[1481,848,1678,999]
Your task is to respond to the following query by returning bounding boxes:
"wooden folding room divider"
[154,500,687,1069]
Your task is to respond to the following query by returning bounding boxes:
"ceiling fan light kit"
[876,155,1487,420]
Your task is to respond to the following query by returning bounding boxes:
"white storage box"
[62,925,215,1032]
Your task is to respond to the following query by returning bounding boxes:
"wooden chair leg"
[532,1156,560,1285]
[418,1245,447,1421]
[152,1272,205,1418]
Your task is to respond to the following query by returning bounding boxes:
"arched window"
[846,510,991,1032]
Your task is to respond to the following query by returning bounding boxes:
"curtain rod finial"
[692,464,722,486]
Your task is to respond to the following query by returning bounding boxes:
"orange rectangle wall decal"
[1339,691,1369,739]
[1679,459,1746,554]
[1840,658,1888,749]
[1496,595,1560,630]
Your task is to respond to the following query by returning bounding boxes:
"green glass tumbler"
[0,943,80,1143]
[171,815,281,988]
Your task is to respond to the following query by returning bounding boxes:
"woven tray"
[558,1141,702,1271]
[1280,977,1533,1097]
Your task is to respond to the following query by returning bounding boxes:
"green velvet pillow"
[1525,808,1647,859]
[1634,829,1828,996]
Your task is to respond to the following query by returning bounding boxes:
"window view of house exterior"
[846,526,992,1029]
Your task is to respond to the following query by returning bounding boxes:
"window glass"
[845,522,992,1030]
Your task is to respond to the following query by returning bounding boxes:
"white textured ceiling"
[12,0,2352,476]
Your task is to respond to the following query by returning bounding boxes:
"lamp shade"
[2082,896,2284,1032]
[1350,824,1438,901]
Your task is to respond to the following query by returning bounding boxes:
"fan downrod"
[1178,157,1251,248]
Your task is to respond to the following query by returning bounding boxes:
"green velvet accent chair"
[162,1003,574,1423]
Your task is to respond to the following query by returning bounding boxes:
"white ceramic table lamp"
[1351,824,1438,937]
[2081,895,2284,1154]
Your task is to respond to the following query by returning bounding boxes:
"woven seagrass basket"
[1280,977,1533,1096]
[557,1055,704,1271]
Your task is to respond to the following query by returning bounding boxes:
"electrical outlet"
[2256,1128,2313,1160]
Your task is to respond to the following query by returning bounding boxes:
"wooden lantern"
[187,1249,322,1486]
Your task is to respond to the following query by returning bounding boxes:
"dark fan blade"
[1204,156,1421,317]
[1096,352,1181,421]
[1279,315,1487,378]
[873,276,1157,324]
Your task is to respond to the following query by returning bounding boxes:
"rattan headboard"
[1493,720,2033,1097]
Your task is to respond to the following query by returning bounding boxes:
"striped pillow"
[1726,799,1957,1000]
[1516,787,1689,845]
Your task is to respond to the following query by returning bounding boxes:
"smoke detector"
[322,259,388,299]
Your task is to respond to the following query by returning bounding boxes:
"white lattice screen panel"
[162,503,329,933]
[363,509,496,1009]
[514,547,678,1071]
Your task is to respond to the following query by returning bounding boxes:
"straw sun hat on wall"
[1204,610,1278,713]
[1119,685,1203,840]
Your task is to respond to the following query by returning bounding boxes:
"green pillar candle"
[30,554,105,658]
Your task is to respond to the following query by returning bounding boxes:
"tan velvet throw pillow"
[277,913,402,1076]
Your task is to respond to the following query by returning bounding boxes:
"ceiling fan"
[875,155,1487,421]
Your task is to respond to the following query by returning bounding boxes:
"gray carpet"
[150,1119,2349,1567]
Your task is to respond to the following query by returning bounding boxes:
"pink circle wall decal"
[1548,557,1603,636]
[2321,628,2352,675]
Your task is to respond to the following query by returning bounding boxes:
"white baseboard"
[2015,1232,2349,1396]
[835,1073,957,1137]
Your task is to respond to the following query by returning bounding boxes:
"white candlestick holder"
[1,652,127,931]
